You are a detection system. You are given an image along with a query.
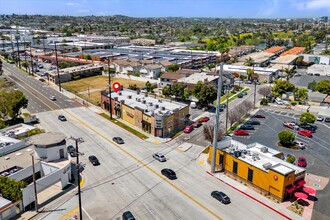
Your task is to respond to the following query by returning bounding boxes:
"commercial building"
[303,54,330,65]
[0,132,72,213]
[264,46,285,55]
[101,89,189,137]
[280,47,305,56]
[208,138,306,202]
[130,38,156,46]
[238,52,275,67]
[307,64,330,76]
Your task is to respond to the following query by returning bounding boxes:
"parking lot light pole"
[211,63,223,173]
[225,85,230,133]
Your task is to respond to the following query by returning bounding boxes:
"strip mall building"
[101,89,189,137]
[208,138,306,201]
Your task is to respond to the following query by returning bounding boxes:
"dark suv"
[211,191,231,204]
[122,211,135,220]
[299,123,317,133]
[161,168,177,180]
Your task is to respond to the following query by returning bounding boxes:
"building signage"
[125,110,134,118]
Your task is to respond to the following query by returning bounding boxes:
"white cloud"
[293,0,330,10]
[257,0,280,17]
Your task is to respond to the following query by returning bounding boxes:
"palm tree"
[244,57,255,66]
[284,67,295,81]
[246,68,254,81]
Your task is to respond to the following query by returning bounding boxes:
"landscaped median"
[100,113,149,140]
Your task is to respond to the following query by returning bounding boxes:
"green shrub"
[260,98,268,105]
[278,130,295,147]
[286,155,296,164]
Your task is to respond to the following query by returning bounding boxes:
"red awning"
[295,179,306,187]
[286,185,296,193]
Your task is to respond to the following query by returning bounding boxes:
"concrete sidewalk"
[197,152,305,220]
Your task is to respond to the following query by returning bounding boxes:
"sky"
[0,0,330,18]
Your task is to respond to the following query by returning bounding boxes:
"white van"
[190,102,197,109]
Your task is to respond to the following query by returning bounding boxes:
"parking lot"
[233,109,330,219]
[290,73,329,88]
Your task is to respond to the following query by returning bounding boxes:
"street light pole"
[15,30,21,68]
[30,153,38,213]
[107,57,113,119]
[225,85,230,133]
[254,79,257,108]
[54,41,62,91]
[211,63,223,173]
[23,39,29,74]
[29,42,34,75]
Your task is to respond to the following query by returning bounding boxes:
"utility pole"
[254,79,257,108]
[23,39,29,74]
[54,41,61,91]
[29,42,34,74]
[30,153,38,213]
[70,137,84,220]
[15,30,21,68]
[107,57,113,119]
[211,63,223,173]
[225,84,230,133]
[10,35,15,60]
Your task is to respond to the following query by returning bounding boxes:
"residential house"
[159,72,184,88]
[139,64,162,79]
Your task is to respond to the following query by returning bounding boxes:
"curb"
[205,171,292,220]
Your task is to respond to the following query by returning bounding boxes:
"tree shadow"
[297,199,310,207]
[307,195,318,201]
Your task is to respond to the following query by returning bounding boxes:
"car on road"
[122,211,136,220]
[200,116,210,122]
[297,156,307,167]
[299,123,317,133]
[293,141,305,149]
[283,121,299,130]
[58,115,67,121]
[239,124,254,130]
[294,73,302,77]
[245,120,260,125]
[113,137,124,144]
[237,93,244,98]
[251,114,265,119]
[234,130,249,136]
[50,96,56,101]
[153,153,166,162]
[67,145,75,153]
[325,117,330,123]
[317,115,324,121]
[183,125,194,133]
[192,121,202,128]
[211,191,231,204]
[161,168,177,180]
[298,129,312,138]
[88,155,100,166]
[275,99,284,105]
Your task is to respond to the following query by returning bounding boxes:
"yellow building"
[101,89,189,137]
[208,138,306,201]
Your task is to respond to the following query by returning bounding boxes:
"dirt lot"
[62,75,147,94]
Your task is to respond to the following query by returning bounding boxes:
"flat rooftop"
[221,65,279,75]
[48,64,103,76]
[0,123,36,138]
[0,145,35,171]
[108,89,188,116]
[220,140,305,175]
[177,72,219,84]
[239,52,274,64]
[271,55,298,64]
[0,136,21,149]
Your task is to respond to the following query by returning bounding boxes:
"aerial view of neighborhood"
[0,0,330,219]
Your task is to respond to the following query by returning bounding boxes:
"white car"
[294,141,305,149]
[153,153,166,162]
[275,99,284,105]
[50,96,56,101]
[317,115,324,121]
[326,73,330,77]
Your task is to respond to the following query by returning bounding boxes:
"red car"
[183,125,194,133]
[297,156,307,167]
[234,130,249,136]
[200,117,210,122]
[192,121,202,128]
[298,129,312,138]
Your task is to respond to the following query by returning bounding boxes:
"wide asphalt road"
[2,62,80,113]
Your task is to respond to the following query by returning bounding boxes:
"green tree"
[84,54,92,60]
[278,130,295,147]
[162,85,171,97]
[0,89,28,120]
[246,68,254,81]
[315,80,330,95]
[128,84,139,91]
[283,68,295,81]
[286,155,296,164]
[272,80,295,95]
[244,57,254,66]
[0,176,27,201]
[193,81,217,107]
[168,64,180,72]
[308,80,317,91]
[27,128,45,137]
[300,112,316,124]
[145,81,155,93]
[297,88,308,101]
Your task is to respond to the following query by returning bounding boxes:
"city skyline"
[0,0,330,18]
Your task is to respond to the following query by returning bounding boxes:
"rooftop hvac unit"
[155,104,159,108]
[149,102,153,106]
[136,98,140,102]
[260,147,268,153]
[161,106,165,110]
[127,95,132,99]
[262,162,272,170]
[158,99,163,103]
[145,94,148,97]
[118,92,122,95]
[142,100,146,104]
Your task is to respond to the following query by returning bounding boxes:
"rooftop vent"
[148,102,153,106]
[127,95,132,99]
[262,162,272,170]
[158,99,163,103]
[260,147,268,153]
[118,92,122,95]
[136,98,141,102]
[145,94,148,97]
[161,106,165,110]
[155,104,159,108]
[142,100,146,104]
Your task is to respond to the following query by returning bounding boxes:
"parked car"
[293,141,305,149]
[283,121,299,130]
[275,99,284,105]
[50,95,56,101]
[58,115,67,121]
[245,120,260,125]
[122,211,136,220]
[183,125,194,133]
[325,117,330,123]
[245,80,252,84]
[252,114,265,119]
[317,115,324,121]
[297,156,307,167]
[67,145,75,153]
[153,153,166,162]
[234,130,249,136]
[192,121,202,128]
[200,117,210,122]
[299,124,317,133]
[161,168,177,180]
[237,93,244,98]
[239,124,254,130]
[190,102,197,109]
[88,155,100,166]
[113,137,124,144]
[211,191,231,204]
[298,129,312,138]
